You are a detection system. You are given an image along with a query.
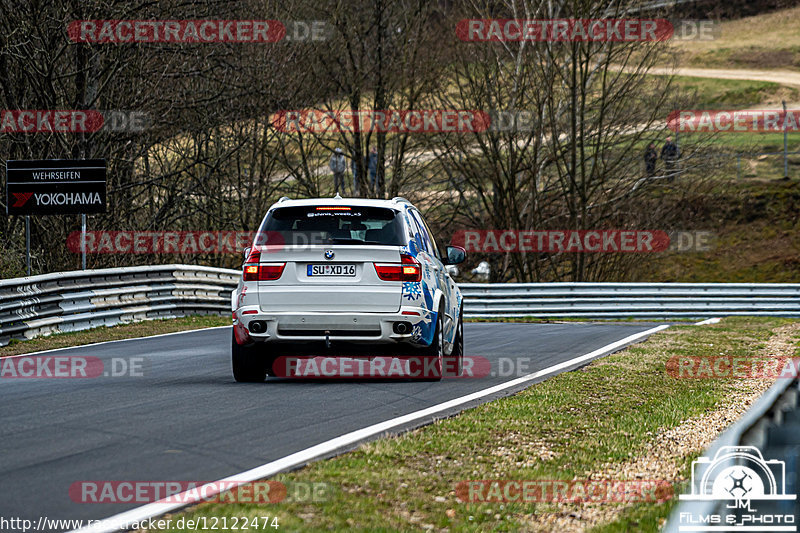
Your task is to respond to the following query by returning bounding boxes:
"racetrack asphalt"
[0,322,664,531]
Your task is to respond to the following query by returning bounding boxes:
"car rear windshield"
[256,205,406,246]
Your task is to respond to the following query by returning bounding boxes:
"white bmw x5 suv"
[231,196,466,382]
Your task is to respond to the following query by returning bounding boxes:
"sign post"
[25,215,30,276]
[6,159,107,273]
[81,213,87,270]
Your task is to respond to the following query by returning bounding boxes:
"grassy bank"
[638,180,800,283]
[668,7,800,71]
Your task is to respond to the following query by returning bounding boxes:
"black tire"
[263,354,278,377]
[420,307,444,381]
[446,307,464,378]
[231,330,267,383]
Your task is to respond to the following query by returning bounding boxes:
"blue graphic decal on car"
[403,281,422,300]
[407,238,418,256]
[422,280,434,309]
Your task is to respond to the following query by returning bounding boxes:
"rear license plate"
[307,264,356,277]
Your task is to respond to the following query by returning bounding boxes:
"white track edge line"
[0,326,231,359]
[694,317,722,325]
[70,323,669,533]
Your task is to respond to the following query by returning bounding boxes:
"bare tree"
[425,0,724,282]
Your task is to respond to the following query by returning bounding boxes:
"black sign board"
[6,159,106,215]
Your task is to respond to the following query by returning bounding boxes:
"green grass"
[144,317,794,532]
[665,75,799,108]
[0,315,230,357]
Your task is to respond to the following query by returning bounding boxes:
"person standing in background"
[661,136,679,177]
[329,147,347,195]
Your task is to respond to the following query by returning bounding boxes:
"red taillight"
[374,254,421,282]
[401,254,422,281]
[243,248,285,281]
[374,263,403,281]
[258,263,285,280]
[243,264,259,281]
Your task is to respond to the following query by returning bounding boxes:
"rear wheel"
[231,331,267,382]
[446,307,464,378]
[420,308,444,381]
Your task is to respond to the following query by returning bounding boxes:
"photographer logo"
[678,446,796,531]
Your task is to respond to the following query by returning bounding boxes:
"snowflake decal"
[412,324,422,341]
[403,281,422,300]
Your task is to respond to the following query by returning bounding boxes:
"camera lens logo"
[686,446,787,500]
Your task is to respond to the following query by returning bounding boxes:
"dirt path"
[648,66,800,89]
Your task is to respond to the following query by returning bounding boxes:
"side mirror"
[445,245,466,265]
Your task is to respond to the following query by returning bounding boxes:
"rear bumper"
[233,306,433,344]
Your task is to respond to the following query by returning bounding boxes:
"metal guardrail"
[4,267,800,345]
[0,265,239,346]
[461,282,800,318]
